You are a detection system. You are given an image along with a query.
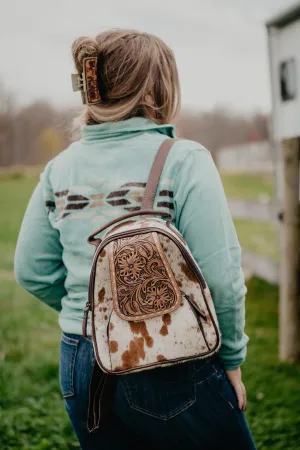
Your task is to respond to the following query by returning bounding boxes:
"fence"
[217,141,280,285]
[227,198,280,283]
[217,140,274,173]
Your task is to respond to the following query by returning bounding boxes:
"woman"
[15,30,256,449]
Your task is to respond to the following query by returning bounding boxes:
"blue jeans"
[60,332,256,450]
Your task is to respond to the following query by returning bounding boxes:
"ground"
[0,172,299,449]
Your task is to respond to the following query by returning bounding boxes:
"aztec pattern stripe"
[47,184,174,220]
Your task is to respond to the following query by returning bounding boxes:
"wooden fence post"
[280,138,300,361]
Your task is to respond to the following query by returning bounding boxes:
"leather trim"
[166,221,187,245]
[88,209,173,246]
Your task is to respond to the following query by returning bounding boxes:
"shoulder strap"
[142,138,177,210]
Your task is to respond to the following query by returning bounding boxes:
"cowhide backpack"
[83,138,221,375]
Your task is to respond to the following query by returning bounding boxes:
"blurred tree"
[177,107,270,165]
[0,88,70,167]
[0,84,270,169]
[0,82,16,166]
[39,127,63,157]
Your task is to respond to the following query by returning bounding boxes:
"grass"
[219,172,278,260]
[0,177,38,272]
[0,175,78,449]
[243,278,300,449]
[234,219,279,261]
[0,283,78,450]
[220,172,274,201]
[1,172,298,449]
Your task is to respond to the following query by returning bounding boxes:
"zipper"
[185,292,211,351]
[181,292,207,322]
[82,300,90,337]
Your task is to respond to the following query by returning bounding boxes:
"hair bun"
[71,29,180,140]
[72,36,98,73]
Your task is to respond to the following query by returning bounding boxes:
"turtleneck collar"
[81,117,176,142]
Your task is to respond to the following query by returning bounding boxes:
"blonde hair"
[71,29,181,138]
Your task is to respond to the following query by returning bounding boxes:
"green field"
[1,173,299,449]
[0,176,80,449]
[0,170,279,262]
[220,172,274,201]
[234,219,279,261]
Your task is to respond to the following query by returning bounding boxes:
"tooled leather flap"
[108,232,181,321]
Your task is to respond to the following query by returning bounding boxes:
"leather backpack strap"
[142,138,177,210]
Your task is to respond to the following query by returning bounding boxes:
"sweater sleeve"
[14,171,67,312]
[173,145,249,370]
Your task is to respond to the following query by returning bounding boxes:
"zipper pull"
[82,301,90,337]
[181,291,207,322]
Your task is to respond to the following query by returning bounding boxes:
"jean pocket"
[207,365,238,413]
[216,369,240,412]
[120,361,196,420]
[59,333,79,398]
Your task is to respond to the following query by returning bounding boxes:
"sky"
[0,0,297,113]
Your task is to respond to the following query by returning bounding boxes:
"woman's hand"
[225,367,247,411]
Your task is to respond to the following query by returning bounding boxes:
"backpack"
[84,138,221,375]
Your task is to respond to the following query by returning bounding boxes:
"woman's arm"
[173,144,249,371]
[14,180,67,312]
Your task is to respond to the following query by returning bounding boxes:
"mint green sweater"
[14,117,248,370]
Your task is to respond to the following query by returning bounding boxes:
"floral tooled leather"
[84,57,101,104]
[108,232,181,321]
